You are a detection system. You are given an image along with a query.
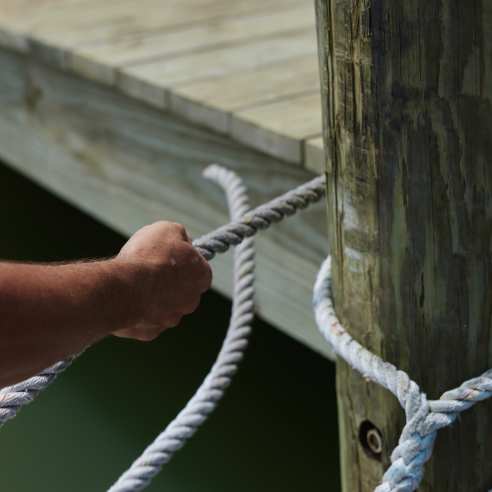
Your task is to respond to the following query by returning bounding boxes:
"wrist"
[108,256,149,331]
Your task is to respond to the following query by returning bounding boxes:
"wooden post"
[315,1,492,491]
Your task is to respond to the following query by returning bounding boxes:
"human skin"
[0,221,212,388]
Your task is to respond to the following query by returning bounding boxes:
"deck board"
[69,4,315,84]
[232,92,322,164]
[0,0,302,53]
[0,0,321,167]
[305,137,325,174]
[120,29,317,101]
[170,54,320,134]
[0,1,329,356]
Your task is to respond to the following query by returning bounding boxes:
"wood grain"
[304,136,324,174]
[69,4,315,85]
[0,0,323,168]
[170,54,320,134]
[119,29,318,103]
[316,0,492,490]
[231,92,322,164]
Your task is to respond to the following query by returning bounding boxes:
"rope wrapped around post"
[313,257,492,492]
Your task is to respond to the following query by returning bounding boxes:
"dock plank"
[119,28,318,107]
[0,0,305,55]
[231,93,322,164]
[305,136,325,174]
[170,54,320,134]
[69,4,315,85]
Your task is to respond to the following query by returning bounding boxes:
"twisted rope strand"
[313,256,492,492]
[0,174,326,427]
[0,357,75,425]
[194,175,326,260]
[107,165,256,492]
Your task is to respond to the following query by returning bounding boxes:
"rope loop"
[313,256,492,492]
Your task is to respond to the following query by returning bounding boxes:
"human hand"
[113,221,212,341]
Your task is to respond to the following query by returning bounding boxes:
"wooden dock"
[0,0,330,357]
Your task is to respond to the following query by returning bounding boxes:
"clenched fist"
[0,220,212,387]
[113,221,212,341]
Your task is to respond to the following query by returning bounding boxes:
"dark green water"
[0,162,340,491]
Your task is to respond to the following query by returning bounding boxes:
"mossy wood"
[315,1,492,490]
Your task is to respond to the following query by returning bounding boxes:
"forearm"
[0,259,137,387]
[0,221,212,388]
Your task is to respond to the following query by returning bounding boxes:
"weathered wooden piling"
[315,1,492,490]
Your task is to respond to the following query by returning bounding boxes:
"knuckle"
[169,222,187,238]
[197,261,212,290]
[138,334,157,342]
[151,220,171,230]
[180,241,196,258]
[130,322,162,342]
[182,296,201,314]
[204,262,213,285]
[150,221,187,238]
[161,312,182,327]
[138,328,161,342]
[113,329,132,339]
[170,313,183,326]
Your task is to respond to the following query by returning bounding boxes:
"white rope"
[0,358,75,424]
[107,164,256,492]
[313,256,492,492]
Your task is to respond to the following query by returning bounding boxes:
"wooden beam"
[316,0,492,490]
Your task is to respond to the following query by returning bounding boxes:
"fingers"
[113,326,161,342]
[167,222,189,242]
[164,312,183,327]
[197,253,212,292]
[115,220,212,344]
[113,312,183,342]
[151,221,189,244]
[189,257,212,294]
[181,295,201,315]
[172,241,212,293]
[119,221,191,260]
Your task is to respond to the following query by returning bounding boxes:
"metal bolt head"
[359,420,383,460]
